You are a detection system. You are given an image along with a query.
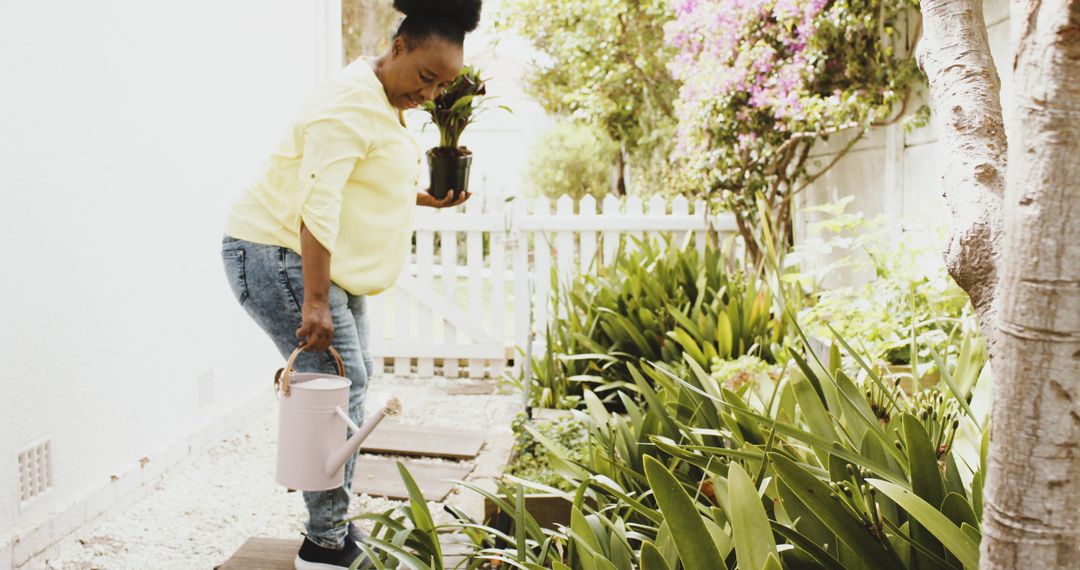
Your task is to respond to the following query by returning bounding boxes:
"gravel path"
[37,376,520,569]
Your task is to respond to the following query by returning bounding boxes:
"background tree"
[343,0,399,61]
[523,120,620,201]
[917,0,1080,565]
[665,0,925,259]
[497,0,680,196]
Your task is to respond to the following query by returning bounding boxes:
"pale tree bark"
[919,0,1080,565]
[359,0,384,56]
[982,0,1080,565]
[916,0,1006,353]
[342,0,397,61]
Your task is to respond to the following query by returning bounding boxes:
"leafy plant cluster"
[528,237,785,410]
[786,201,977,371]
[505,413,589,493]
[423,67,507,153]
[357,323,990,569]
[351,219,993,568]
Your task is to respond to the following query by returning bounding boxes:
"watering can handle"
[275,346,346,398]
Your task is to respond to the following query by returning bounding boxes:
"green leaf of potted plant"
[422,66,508,199]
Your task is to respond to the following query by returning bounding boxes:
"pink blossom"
[665,0,832,155]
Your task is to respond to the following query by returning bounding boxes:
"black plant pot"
[427,148,473,200]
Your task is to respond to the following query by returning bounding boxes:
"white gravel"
[36,376,520,570]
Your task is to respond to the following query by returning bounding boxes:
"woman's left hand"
[417,188,471,208]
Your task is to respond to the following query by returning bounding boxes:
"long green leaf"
[792,373,842,460]
[728,463,778,569]
[396,462,443,565]
[770,521,845,570]
[903,414,946,511]
[362,535,433,570]
[640,541,673,570]
[931,346,981,428]
[643,456,727,570]
[669,328,707,366]
[515,485,527,565]
[570,506,605,570]
[590,475,663,524]
[770,454,904,570]
[663,373,907,484]
[941,492,979,531]
[867,479,980,569]
[902,414,947,566]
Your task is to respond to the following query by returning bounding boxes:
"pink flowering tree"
[666,0,923,259]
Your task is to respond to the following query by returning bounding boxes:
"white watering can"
[274,347,402,491]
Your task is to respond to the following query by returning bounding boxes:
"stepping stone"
[448,381,496,395]
[353,456,475,501]
[217,536,472,569]
[216,537,298,569]
[361,422,485,460]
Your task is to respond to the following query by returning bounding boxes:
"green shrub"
[361,213,992,570]
[505,414,588,492]
[365,325,990,569]
[791,205,976,368]
[523,121,619,201]
[529,236,787,409]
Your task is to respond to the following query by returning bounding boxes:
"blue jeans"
[221,236,372,549]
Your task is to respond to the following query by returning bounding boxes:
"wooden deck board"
[447,381,496,395]
[216,538,299,569]
[353,456,474,501]
[217,535,472,569]
[360,422,486,460]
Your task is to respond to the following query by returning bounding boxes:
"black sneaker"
[347,522,369,545]
[294,535,374,570]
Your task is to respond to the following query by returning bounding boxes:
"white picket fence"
[368,192,737,379]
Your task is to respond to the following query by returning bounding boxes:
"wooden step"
[447,380,496,395]
[215,537,298,569]
[353,456,474,501]
[360,422,485,460]
[217,535,472,569]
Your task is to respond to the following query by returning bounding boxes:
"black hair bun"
[393,0,482,33]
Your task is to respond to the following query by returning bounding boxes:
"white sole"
[294,555,353,570]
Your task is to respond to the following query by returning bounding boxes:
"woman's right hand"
[296,299,334,352]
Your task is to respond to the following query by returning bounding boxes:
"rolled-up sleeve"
[297,113,372,254]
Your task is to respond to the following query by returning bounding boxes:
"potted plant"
[422,66,506,199]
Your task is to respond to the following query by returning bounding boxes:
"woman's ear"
[391,35,407,58]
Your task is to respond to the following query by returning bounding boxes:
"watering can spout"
[324,397,403,477]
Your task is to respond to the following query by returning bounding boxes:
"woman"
[221,1,482,567]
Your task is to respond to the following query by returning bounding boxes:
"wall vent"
[18,439,53,508]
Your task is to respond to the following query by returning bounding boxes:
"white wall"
[802,0,1011,237]
[0,1,340,566]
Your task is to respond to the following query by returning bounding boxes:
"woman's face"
[381,35,463,110]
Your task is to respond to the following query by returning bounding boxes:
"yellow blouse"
[225,58,421,295]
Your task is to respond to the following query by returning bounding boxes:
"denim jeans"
[221,236,372,549]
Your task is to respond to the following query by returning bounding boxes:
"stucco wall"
[802,0,1011,237]
[0,1,341,566]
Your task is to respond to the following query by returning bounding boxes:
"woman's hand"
[297,221,334,352]
[417,188,471,208]
[296,299,334,352]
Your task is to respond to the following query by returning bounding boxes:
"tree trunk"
[612,148,627,196]
[981,0,1080,566]
[360,0,382,56]
[916,0,1007,353]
